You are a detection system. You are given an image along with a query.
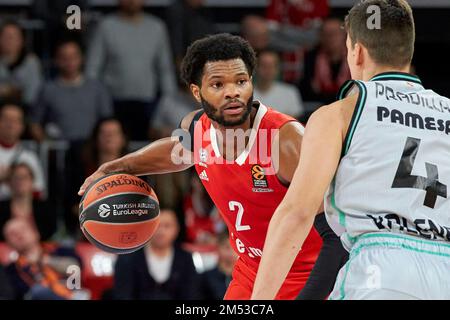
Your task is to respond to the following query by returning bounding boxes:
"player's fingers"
[78,174,97,196]
[78,178,92,196]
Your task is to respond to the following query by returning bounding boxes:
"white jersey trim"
[209,102,268,166]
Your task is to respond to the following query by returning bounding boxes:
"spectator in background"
[0,264,14,299]
[166,0,216,71]
[86,0,177,141]
[0,21,43,107]
[299,17,350,107]
[254,50,304,118]
[150,83,197,139]
[0,103,45,201]
[200,231,237,300]
[0,163,56,242]
[81,118,128,177]
[240,15,318,84]
[31,0,91,58]
[267,0,329,29]
[183,171,224,245]
[149,83,195,213]
[241,15,270,53]
[3,218,81,300]
[266,0,329,83]
[65,117,128,237]
[30,40,112,142]
[113,209,199,300]
[29,40,112,236]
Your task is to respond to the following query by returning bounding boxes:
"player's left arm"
[252,104,344,300]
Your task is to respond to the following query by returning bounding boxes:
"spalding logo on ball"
[79,173,160,254]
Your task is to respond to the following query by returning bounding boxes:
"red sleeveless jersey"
[193,102,322,274]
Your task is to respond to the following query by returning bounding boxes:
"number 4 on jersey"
[392,137,447,209]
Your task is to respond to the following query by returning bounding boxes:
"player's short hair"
[180,33,257,87]
[345,0,415,67]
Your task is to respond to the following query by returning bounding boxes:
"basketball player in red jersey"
[79,34,347,300]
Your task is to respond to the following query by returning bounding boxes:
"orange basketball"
[79,173,160,254]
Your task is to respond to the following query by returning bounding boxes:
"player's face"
[191,59,254,127]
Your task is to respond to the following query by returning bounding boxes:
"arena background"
[0,0,449,300]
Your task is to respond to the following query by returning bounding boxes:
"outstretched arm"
[251,104,344,300]
[78,110,200,195]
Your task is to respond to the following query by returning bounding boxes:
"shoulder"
[174,246,195,264]
[42,80,58,92]
[180,109,204,131]
[84,78,107,90]
[17,148,40,163]
[143,14,166,30]
[307,93,359,136]
[274,82,299,94]
[260,104,296,128]
[99,14,119,27]
[24,54,41,67]
[278,121,304,142]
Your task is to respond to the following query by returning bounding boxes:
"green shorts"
[329,232,450,300]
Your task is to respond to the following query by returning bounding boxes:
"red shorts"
[223,258,310,300]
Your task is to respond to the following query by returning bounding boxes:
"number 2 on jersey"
[229,201,251,231]
[392,137,448,209]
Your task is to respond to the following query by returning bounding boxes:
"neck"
[0,138,17,148]
[2,51,20,65]
[149,245,172,258]
[361,65,411,82]
[120,11,143,22]
[60,73,82,84]
[12,193,32,204]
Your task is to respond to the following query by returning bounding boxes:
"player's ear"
[190,84,201,103]
[354,42,364,67]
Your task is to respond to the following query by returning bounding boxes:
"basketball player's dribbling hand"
[78,168,107,196]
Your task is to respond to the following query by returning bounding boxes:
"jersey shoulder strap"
[337,80,368,158]
[177,110,204,152]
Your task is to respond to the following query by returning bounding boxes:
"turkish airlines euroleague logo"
[252,165,265,180]
[251,165,270,191]
[98,204,111,218]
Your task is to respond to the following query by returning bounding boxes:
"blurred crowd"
[0,0,352,300]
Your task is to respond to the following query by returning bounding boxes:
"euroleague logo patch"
[98,203,111,218]
[252,165,265,180]
[251,165,269,190]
